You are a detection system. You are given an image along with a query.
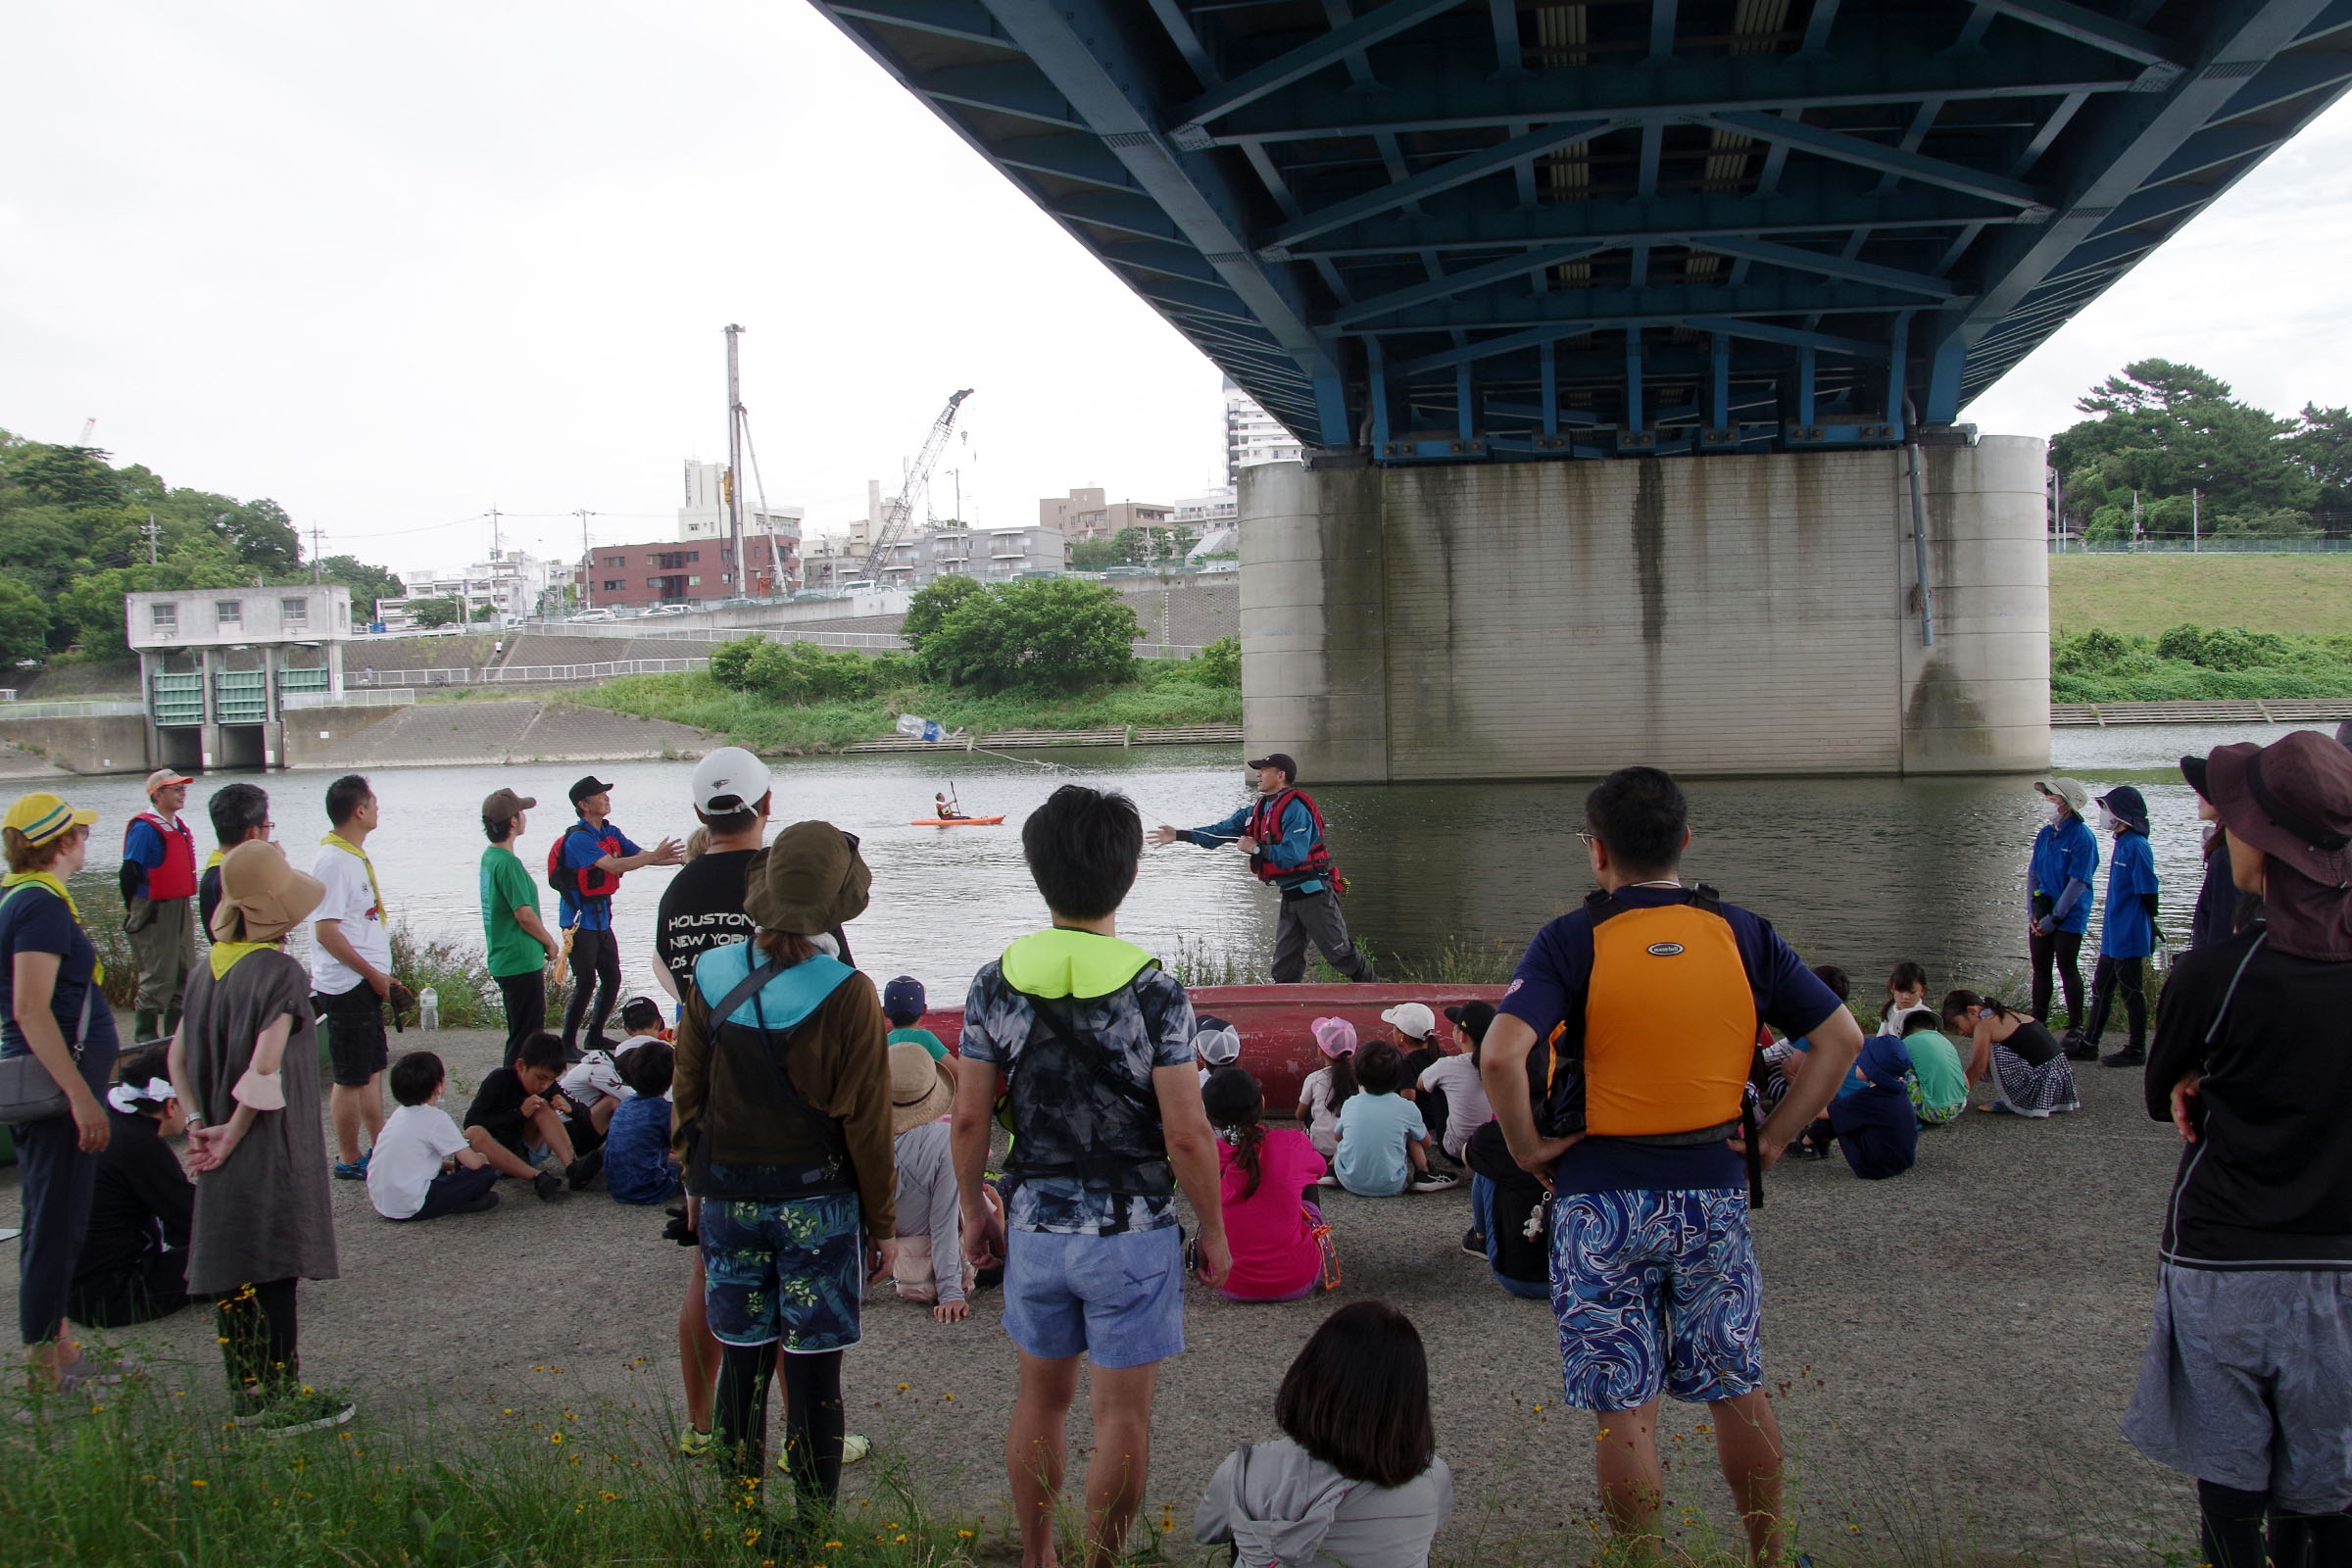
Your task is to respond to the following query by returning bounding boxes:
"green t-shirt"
[479,845,544,978]
[1904,1030,1970,1113]
[887,1024,947,1061]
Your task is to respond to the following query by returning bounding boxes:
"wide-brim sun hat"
[212,839,325,944]
[744,820,871,935]
[888,1041,956,1135]
[2034,777,2089,812]
[2097,784,2150,836]
[2202,731,2352,889]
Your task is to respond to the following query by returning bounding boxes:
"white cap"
[1380,1002,1438,1041]
[692,747,770,815]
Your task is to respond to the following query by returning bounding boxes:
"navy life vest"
[1247,788,1336,890]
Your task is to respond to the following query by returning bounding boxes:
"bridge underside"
[812,0,2352,461]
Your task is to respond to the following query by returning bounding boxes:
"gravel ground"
[1,1023,2195,1565]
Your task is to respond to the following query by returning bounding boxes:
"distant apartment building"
[873,524,1063,589]
[1173,487,1238,526]
[377,550,564,629]
[677,460,804,591]
[1037,488,1175,546]
[578,535,798,611]
[1225,378,1301,481]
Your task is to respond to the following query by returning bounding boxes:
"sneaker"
[566,1149,605,1190]
[332,1159,368,1182]
[532,1171,565,1202]
[1315,1174,1343,1190]
[254,1388,356,1437]
[1407,1170,1458,1192]
[458,1190,500,1215]
[777,1434,870,1473]
[2061,1030,2096,1062]
[2101,1048,2146,1068]
[1460,1230,1487,1257]
[679,1426,713,1458]
[229,1388,277,1426]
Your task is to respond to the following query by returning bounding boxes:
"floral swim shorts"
[701,1191,865,1351]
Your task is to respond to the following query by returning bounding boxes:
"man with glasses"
[1150,753,1375,984]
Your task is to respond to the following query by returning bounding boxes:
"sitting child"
[883,976,948,1060]
[66,1044,194,1328]
[887,1041,971,1319]
[1819,1033,1921,1180]
[1461,1120,1548,1300]
[1334,1040,1454,1196]
[1416,1002,1494,1163]
[603,1042,681,1205]
[555,996,662,1175]
[1195,1013,1241,1086]
[368,1051,499,1220]
[1880,960,1929,1032]
[1195,1300,1454,1567]
[1381,1003,1446,1145]
[463,1031,579,1200]
[1203,1066,1336,1302]
[1889,1004,1968,1125]
[1296,1017,1358,1160]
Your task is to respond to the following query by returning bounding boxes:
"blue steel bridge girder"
[806,0,2352,462]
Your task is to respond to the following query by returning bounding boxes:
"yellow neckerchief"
[319,832,384,922]
[209,939,274,979]
[204,848,225,872]
[1,870,104,984]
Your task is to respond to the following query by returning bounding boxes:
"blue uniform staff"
[1152,753,1376,985]
[2028,777,2100,1045]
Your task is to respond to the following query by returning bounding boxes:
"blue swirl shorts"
[1550,1187,1763,1411]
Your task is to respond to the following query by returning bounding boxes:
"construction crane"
[860,389,973,581]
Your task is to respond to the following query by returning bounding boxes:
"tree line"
[0,432,402,664]
[2051,360,2352,541]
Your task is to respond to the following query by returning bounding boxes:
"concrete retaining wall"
[1240,440,2050,782]
[0,714,151,774]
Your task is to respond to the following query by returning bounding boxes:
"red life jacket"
[129,811,198,902]
[1247,788,1335,888]
[547,821,624,902]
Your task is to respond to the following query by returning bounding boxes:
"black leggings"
[2199,1480,2352,1568]
[216,1278,300,1398]
[2029,925,2084,1029]
[2082,955,2147,1052]
[561,927,620,1050]
[713,1343,845,1515]
[496,970,544,1069]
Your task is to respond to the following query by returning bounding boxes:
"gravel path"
[1,1023,2194,1564]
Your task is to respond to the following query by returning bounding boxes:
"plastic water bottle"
[418,987,440,1032]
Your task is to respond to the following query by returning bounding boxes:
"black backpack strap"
[1689,883,1725,916]
[710,956,788,1028]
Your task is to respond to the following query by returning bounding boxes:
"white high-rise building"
[678,460,804,545]
[1224,379,1301,482]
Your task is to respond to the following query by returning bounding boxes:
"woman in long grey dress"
[168,839,346,1434]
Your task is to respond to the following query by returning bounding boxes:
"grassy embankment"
[2046,555,2352,703]
[577,659,1240,755]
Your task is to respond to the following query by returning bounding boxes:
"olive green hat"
[744,820,870,935]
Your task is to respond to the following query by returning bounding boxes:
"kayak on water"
[910,815,1005,827]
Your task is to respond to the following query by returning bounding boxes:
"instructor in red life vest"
[119,768,198,1042]
[1151,753,1377,984]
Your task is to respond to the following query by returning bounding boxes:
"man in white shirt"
[310,773,404,1181]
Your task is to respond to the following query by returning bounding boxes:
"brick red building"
[585,534,798,610]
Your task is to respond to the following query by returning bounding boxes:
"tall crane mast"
[860,389,973,581]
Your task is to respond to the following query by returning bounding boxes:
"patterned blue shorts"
[701,1192,864,1351]
[1550,1187,1763,1411]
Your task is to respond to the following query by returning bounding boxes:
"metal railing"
[483,659,710,683]
[2050,538,2352,554]
[284,689,417,710]
[0,699,147,720]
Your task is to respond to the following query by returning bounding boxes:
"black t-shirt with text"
[655,847,855,994]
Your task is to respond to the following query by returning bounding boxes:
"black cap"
[1247,753,1298,782]
[568,775,614,805]
[2180,755,2210,800]
[1445,1000,1496,1042]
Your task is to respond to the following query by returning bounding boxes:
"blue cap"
[883,975,926,1020]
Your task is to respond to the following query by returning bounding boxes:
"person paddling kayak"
[933,792,967,822]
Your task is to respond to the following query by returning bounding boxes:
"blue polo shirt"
[1498,885,1842,1195]
[2101,830,2159,958]
[2029,816,2100,935]
[559,818,641,932]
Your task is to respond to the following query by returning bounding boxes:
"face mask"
[2048,802,2068,825]
[2091,805,2116,833]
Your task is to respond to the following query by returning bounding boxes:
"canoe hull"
[917,983,1506,1108]
[909,816,1006,826]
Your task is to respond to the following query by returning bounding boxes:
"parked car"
[572,609,618,622]
[648,604,691,616]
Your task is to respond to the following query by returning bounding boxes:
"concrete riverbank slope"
[283,700,717,770]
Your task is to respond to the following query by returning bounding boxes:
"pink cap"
[1310,1016,1356,1058]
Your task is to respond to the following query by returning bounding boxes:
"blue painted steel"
[807,0,2352,462]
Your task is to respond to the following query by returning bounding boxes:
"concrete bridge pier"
[1239,437,2051,784]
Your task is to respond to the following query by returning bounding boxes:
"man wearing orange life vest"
[1150,752,1376,984]
[1479,766,1862,1567]
[119,768,199,1043]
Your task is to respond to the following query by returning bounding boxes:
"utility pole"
[489,505,502,560]
[143,513,160,564]
[2192,487,2201,553]
[724,324,747,593]
[308,523,325,583]
[574,509,594,611]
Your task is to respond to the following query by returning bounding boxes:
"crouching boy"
[368,1051,499,1220]
[463,1031,579,1201]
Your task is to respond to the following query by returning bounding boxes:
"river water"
[46,722,2311,1008]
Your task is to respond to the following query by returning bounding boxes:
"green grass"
[2051,624,2352,703]
[0,1384,990,1568]
[2050,554,2352,638]
[575,666,1240,756]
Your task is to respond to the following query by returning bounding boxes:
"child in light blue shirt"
[1333,1041,1454,1197]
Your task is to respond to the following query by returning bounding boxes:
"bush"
[707,636,915,704]
[707,634,762,690]
[899,574,983,653]
[921,577,1140,692]
[1192,635,1241,688]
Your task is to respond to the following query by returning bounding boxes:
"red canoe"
[915,983,1507,1108]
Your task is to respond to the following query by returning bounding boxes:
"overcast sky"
[3,1,2348,576]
